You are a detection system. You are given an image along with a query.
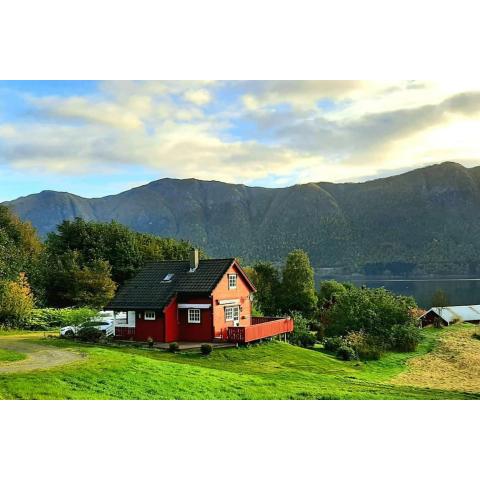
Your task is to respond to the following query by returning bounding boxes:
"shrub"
[28,307,97,330]
[200,344,213,355]
[336,344,356,361]
[0,273,35,328]
[390,324,422,352]
[323,285,416,339]
[169,342,179,353]
[323,336,344,352]
[147,336,154,348]
[76,325,103,342]
[345,331,384,360]
[289,313,316,348]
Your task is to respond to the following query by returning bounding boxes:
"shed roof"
[106,258,252,310]
[422,305,480,324]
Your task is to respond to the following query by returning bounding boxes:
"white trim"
[144,311,156,320]
[188,308,201,324]
[224,305,240,323]
[228,274,237,290]
[178,303,211,309]
[217,299,240,305]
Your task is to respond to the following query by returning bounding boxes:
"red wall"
[211,263,254,340]
[178,297,213,342]
[164,297,179,343]
[134,311,165,342]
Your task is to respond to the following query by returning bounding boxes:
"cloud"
[240,80,366,110]
[2,80,480,192]
[31,96,145,130]
[183,88,212,105]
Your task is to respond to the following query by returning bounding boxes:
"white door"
[128,311,136,327]
[233,306,240,327]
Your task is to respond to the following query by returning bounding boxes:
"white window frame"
[188,308,201,324]
[225,306,240,322]
[228,274,237,290]
[144,311,156,320]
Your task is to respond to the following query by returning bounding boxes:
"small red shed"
[106,250,293,344]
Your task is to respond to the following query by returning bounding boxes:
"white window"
[162,273,174,282]
[225,306,240,322]
[188,309,201,324]
[144,311,156,320]
[228,274,237,290]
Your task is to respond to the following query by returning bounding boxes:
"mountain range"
[5,162,480,275]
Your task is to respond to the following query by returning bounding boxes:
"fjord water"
[320,278,480,308]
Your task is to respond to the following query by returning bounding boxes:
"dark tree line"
[1,207,203,326]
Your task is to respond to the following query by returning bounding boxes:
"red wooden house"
[106,250,293,344]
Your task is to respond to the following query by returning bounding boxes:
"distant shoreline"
[316,276,480,283]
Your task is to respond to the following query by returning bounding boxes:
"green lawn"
[0,349,26,363]
[0,326,478,399]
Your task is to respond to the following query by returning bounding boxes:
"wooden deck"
[228,317,293,343]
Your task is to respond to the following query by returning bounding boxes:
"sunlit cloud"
[1,80,480,201]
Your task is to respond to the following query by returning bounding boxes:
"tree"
[317,280,347,309]
[0,205,42,281]
[248,261,281,316]
[288,312,316,348]
[0,273,35,327]
[431,289,449,308]
[46,218,141,284]
[41,251,116,308]
[46,218,201,285]
[323,285,417,340]
[70,260,117,308]
[279,249,317,317]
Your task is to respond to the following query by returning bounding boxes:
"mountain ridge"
[5,161,480,275]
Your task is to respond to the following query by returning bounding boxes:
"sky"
[1,80,480,201]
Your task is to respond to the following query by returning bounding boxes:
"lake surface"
[318,278,480,308]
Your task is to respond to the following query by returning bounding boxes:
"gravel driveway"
[0,335,83,373]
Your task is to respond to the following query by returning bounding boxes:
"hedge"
[25,307,98,330]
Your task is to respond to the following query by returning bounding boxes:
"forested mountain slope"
[6,162,480,274]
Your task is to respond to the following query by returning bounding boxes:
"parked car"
[60,311,115,337]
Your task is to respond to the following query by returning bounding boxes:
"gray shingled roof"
[106,258,235,310]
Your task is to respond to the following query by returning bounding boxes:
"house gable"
[211,262,255,339]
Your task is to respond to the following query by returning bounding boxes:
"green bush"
[76,325,103,342]
[289,313,316,348]
[390,324,422,352]
[323,336,344,352]
[345,331,384,360]
[200,344,213,355]
[336,344,356,361]
[169,342,179,353]
[0,273,35,328]
[28,307,97,330]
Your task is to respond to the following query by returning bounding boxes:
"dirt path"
[0,335,84,374]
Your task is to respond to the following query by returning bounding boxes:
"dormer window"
[228,274,237,290]
[162,273,174,282]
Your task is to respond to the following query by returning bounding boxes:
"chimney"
[189,248,199,272]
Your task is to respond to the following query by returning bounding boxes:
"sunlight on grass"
[392,323,480,393]
[0,349,26,363]
[0,328,478,400]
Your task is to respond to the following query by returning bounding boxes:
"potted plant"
[147,336,154,348]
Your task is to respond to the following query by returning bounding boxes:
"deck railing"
[251,316,286,325]
[115,326,136,339]
[228,317,293,343]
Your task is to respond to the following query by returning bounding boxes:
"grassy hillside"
[6,162,480,274]
[0,325,478,399]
